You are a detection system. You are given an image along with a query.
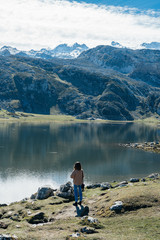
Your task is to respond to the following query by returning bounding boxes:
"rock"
[36,185,54,200]
[141,178,146,182]
[81,226,98,234]
[2,211,13,219]
[110,201,123,212]
[56,182,74,200]
[60,182,72,192]
[70,232,80,238]
[80,206,89,217]
[27,212,48,224]
[10,214,21,222]
[86,183,101,189]
[30,193,37,200]
[81,216,98,223]
[100,182,112,190]
[130,178,139,183]
[0,222,9,229]
[133,143,138,147]
[0,235,17,240]
[147,173,159,179]
[114,181,128,188]
[150,142,155,147]
[0,204,7,207]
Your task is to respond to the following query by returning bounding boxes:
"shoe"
[78,201,82,206]
[73,202,77,207]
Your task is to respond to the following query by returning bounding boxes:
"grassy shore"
[0,177,160,239]
[0,109,160,125]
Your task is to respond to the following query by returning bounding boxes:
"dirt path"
[54,205,77,219]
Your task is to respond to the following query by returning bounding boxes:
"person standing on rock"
[70,162,84,207]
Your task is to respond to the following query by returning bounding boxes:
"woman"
[70,162,84,207]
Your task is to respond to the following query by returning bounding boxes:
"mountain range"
[0,44,160,120]
[0,41,160,61]
[0,43,88,60]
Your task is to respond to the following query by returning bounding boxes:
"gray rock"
[36,185,54,200]
[86,183,101,189]
[141,178,146,182]
[133,143,138,147]
[81,216,98,223]
[114,181,128,188]
[0,204,7,207]
[70,232,80,238]
[57,182,74,200]
[100,182,112,190]
[0,235,17,240]
[110,201,123,211]
[60,182,72,192]
[81,226,98,234]
[0,222,9,229]
[147,173,159,179]
[130,178,139,183]
[27,212,48,224]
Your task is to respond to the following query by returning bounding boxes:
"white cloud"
[0,0,160,50]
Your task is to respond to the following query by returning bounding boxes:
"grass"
[0,109,160,125]
[1,179,160,239]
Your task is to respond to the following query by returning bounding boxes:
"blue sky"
[0,0,160,50]
[72,0,160,11]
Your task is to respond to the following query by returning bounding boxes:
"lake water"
[0,122,160,204]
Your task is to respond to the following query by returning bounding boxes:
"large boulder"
[57,182,74,201]
[34,185,54,200]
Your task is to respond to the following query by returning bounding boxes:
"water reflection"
[0,122,160,203]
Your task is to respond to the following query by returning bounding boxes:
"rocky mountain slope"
[0,45,160,120]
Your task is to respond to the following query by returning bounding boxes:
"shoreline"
[0,109,160,125]
[120,141,160,154]
[1,172,159,206]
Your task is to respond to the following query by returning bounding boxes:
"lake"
[0,122,160,204]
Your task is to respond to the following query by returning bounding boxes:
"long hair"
[74,162,81,171]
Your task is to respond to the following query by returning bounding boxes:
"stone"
[114,181,128,188]
[100,182,112,190]
[0,222,9,229]
[2,211,13,219]
[70,232,80,238]
[81,216,98,223]
[30,193,37,200]
[81,226,98,234]
[57,182,74,200]
[110,201,123,211]
[0,235,17,240]
[27,212,48,224]
[60,182,72,192]
[130,178,139,183]
[36,185,54,200]
[0,204,7,207]
[133,143,138,147]
[148,173,159,179]
[141,178,146,182]
[86,183,101,189]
